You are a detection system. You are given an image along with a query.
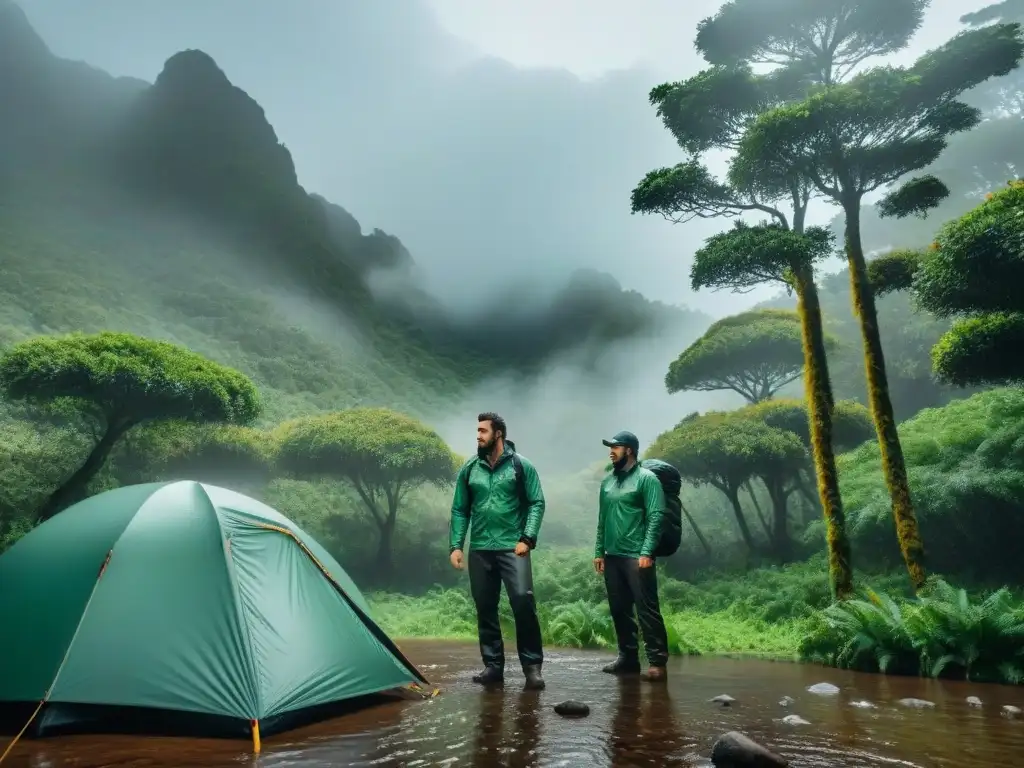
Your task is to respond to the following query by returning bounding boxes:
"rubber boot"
[471,665,504,685]
[523,664,545,690]
[601,656,641,675]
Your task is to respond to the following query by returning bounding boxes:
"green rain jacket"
[595,462,665,559]
[449,440,546,552]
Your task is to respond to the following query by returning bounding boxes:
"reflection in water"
[607,678,691,765]
[4,641,1024,767]
[470,689,541,767]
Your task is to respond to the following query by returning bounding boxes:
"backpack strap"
[464,454,528,512]
[511,453,527,509]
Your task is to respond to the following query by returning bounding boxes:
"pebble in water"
[781,714,810,726]
[807,682,840,695]
[850,700,877,709]
[710,694,736,707]
[553,700,590,717]
[898,698,935,708]
[1002,705,1021,718]
[778,696,795,707]
[967,696,983,708]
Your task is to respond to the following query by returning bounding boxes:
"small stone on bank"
[710,731,788,767]
[553,700,589,717]
[806,682,840,695]
[966,696,983,708]
[710,694,736,707]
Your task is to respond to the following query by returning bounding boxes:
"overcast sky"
[19,0,990,317]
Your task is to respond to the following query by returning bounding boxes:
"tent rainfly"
[0,481,429,754]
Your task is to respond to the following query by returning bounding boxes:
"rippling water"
[4,640,1023,766]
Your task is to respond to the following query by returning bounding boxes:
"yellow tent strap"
[251,719,261,753]
[0,699,45,765]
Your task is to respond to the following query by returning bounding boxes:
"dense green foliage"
[801,579,1024,682]
[838,388,1024,583]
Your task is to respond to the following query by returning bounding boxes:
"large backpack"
[640,458,683,558]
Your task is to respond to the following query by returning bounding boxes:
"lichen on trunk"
[843,202,926,590]
[794,267,853,598]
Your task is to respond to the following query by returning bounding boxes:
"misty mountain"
[0,1,710,393]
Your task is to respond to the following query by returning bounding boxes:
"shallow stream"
[5,640,1022,766]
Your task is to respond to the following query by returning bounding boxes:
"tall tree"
[0,332,261,521]
[629,2,931,595]
[274,408,457,584]
[688,222,856,596]
[732,23,1024,590]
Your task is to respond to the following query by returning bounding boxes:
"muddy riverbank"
[3,640,1022,766]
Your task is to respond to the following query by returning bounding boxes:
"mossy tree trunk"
[743,480,772,537]
[681,501,712,554]
[843,200,926,591]
[721,485,757,552]
[793,267,854,598]
[37,416,138,523]
[762,473,793,562]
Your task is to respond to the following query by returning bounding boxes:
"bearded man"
[449,412,546,690]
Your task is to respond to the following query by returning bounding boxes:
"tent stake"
[251,720,261,753]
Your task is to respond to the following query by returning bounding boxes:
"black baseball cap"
[602,431,639,453]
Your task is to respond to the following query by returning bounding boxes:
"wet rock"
[1002,705,1021,718]
[710,694,736,707]
[553,700,589,717]
[710,731,788,767]
[850,700,877,709]
[898,698,935,709]
[966,696,983,708]
[781,714,810,725]
[806,682,840,695]
[778,696,795,707]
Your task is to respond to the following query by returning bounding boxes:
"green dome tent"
[0,481,429,749]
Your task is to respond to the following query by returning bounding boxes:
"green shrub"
[799,578,1024,684]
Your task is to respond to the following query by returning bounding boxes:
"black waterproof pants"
[468,549,544,670]
[603,554,669,666]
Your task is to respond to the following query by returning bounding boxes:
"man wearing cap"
[593,430,670,681]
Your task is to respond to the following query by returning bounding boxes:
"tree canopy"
[666,309,828,402]
[876,175,951,220]
[274,408,457,579]
[691,221,836,292]
[0,331,261,429]
[731,24,1024,208]
[867,249,924,297]
[915,181,1024,318]
[741,398,875,453]
[908,180,1024,386]
[694,0,929,82]
[0,331,261,519]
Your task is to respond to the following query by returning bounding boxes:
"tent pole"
[251,720,261,753]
